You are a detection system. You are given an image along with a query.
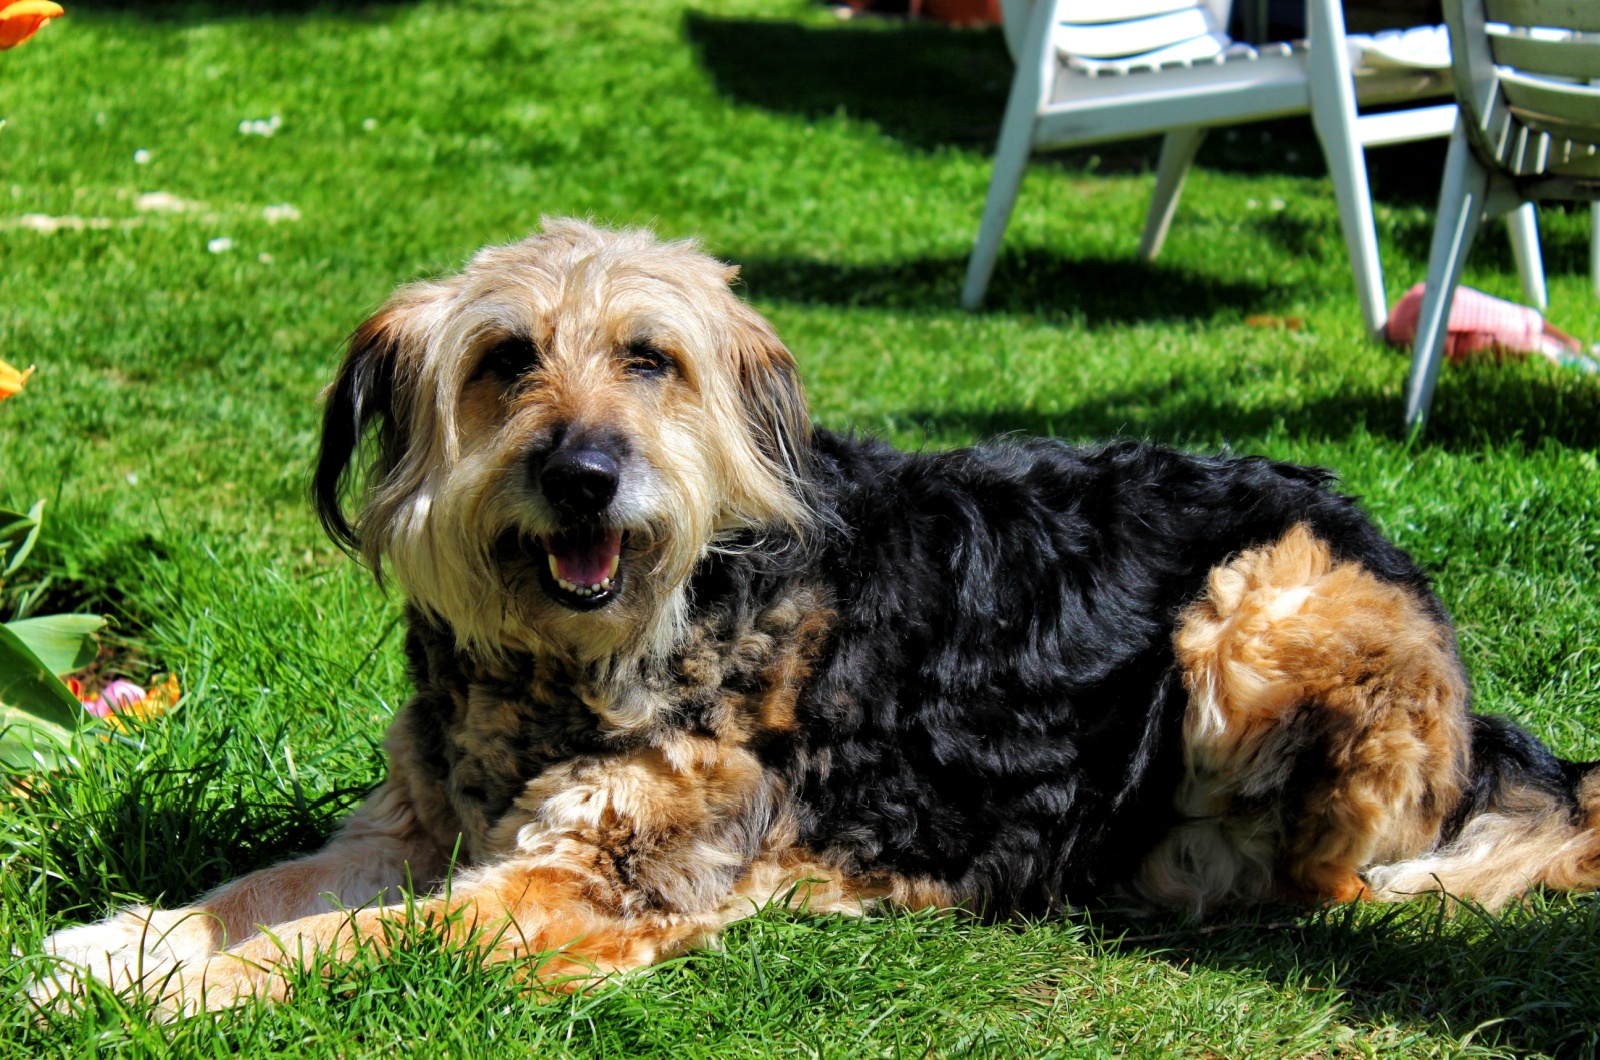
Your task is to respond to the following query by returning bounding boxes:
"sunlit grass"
[2,0,1599,1055]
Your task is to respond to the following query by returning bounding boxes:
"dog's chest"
[432,667,606,857]
[396,584,836,860]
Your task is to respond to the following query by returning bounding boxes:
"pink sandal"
[1385,282,1598,373]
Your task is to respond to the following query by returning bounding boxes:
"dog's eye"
[477,336,543,381]
[621,341,673,378]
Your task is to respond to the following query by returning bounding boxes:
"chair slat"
[1061,30,1231,70]
[1516,126,1551,174]
[1545,146,1600,178]
[1055,8,1217,59]
[1488,28,1600,78]
[1057,0,1201,26]
[1485,0,1600,34]
[1507,106,1600,145]
[1498,68,1600,129]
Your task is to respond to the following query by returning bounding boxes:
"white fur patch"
[30,906,221,1004]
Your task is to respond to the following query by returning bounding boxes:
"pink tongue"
[546,528,623,586]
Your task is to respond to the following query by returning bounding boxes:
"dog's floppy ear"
[723,295,814,522]
[313,303,418,554]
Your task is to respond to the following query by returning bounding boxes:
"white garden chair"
[963,0,1546,339]
[1403,0,1600,433]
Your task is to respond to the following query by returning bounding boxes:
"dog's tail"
[1364,714,1600,909]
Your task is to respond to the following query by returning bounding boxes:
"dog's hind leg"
[1364,720,1600,910]
[32,780,449,1002]
[1134,524,1473,912]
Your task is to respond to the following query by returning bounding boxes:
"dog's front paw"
[28,905,223,1004]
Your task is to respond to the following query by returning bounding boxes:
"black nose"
[539,447,619,515]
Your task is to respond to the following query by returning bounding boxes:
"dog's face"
[314,220,813,661]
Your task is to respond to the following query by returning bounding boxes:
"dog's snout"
[540,448,620,515]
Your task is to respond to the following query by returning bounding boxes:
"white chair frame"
[1403,0,1600,433]
[963,0,1546,338]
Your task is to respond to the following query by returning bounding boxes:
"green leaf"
[0,622,85,731]
[0,499,44,578]
[4,614,106,676]
[0,706,72,771]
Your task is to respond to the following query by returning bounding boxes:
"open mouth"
[536,527,625,610]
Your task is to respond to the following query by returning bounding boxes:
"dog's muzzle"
[531,444,627,610]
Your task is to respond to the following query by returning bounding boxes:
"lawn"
[3,0,1600,1056]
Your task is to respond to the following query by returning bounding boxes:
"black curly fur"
[720,432,1421,910]
[681,431,1592,912]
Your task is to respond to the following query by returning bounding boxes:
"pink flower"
[82,679,144,718]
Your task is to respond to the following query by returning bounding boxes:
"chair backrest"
[998,0,1233,65]
[1446,0,1600,180]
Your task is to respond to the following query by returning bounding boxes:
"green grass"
[3,0,1600,1055]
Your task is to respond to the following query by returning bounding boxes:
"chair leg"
[1307,0,1388,339]
[964,0,1056,311]
[1505,203,1546,309]
[1138,128,1207,262]
[1405,127,1491,434]
[962,113,1035,310]
[1591,204,1599,299]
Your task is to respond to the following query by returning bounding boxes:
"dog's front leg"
[32,780,449,1002]
[157,843,726,1011]
[153,744,775,1011]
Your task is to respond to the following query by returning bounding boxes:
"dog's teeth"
[547,550,618,599]
[607,554,620,579]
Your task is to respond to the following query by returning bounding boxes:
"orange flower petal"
[0,0,62,49]
[136,672,181,715]
[0,358,34,400]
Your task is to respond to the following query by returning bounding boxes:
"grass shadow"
[685,8,1459,204]
[17,746,368,919]
[1388,199,1599,277]
[1087,898,1600,1058]
[882,362,1600,451]
[737,249,1294,324]
[684,11,1014,151]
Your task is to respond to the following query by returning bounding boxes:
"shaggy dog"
[35,220,1600,1010]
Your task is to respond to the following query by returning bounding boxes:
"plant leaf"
[0,705,72,771]
[4,614,106,675]
[0,499,44,578]
[0,621,85,731]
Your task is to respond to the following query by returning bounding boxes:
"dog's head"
[314,219,814,661]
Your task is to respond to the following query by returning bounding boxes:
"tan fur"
[1136,524,1472,912]
[354,219,815,668]
[45,761,938,1012]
